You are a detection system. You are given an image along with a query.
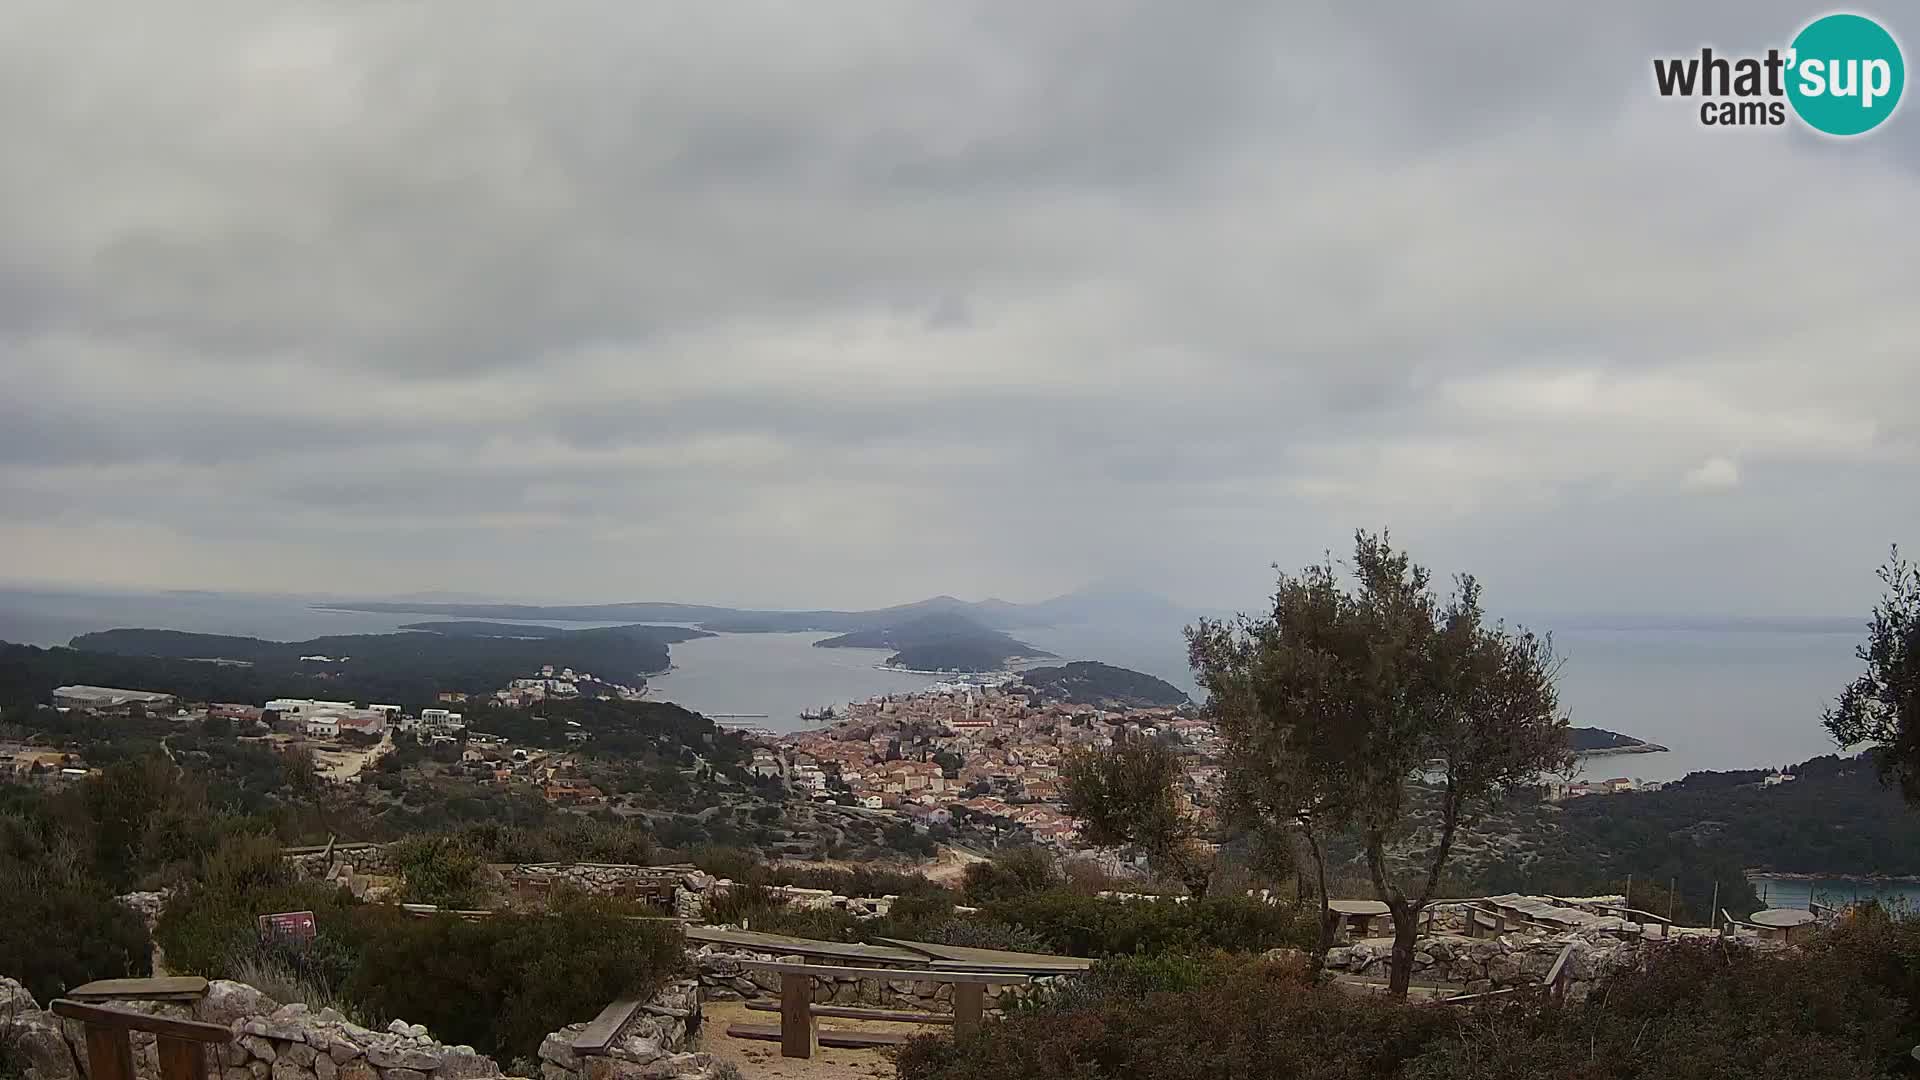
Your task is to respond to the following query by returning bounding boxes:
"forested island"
[1568,727,1668,754]
[0,622,706,710]
[812,612,1052,673]
[1016,661,1190,708]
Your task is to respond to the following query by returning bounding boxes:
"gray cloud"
[1,0,1916,614]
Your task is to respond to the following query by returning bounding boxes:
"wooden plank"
[568,997,644,1054]
[953,982,984,1036]
[745,1001,952,1025]
[50,1001,233,1044]
[726,1024,911,1050]
[739,961,1029,985]
[157,1035,208,1080]
[874,938,1094,973]
[68,977,210,1003]
[685,926,927,965]
[85,1022,137,1080]
[779,973,816,1060]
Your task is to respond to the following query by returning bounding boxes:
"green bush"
[0,877,153,1004]
[961,848,1059,906]
[979,890,1313,957]
[343,894,684,1060]
[154,835,358,978]
[391,835,485,908]
[899,956,1451,1080]
[902,928,1920,1080]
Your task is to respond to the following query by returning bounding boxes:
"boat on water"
[798,705,839,722]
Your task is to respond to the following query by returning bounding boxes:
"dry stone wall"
[534,980,711,1080]
[1324,931,1639,1000]
[0,977,720,1080]
[691,944,1048,1014]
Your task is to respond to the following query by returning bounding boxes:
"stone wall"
[691,944,1049,1015]
[535,980,712,1080]
[0,976,721,1080]
[1324,931,1639,1000]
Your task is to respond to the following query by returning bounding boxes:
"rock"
[226,1069,255,1080]
[1413,951,1436,969]
[327,1041,364,1066]
[339,1062,378,1080]
[221,1043,250,1068]
[283,1043,318,1068]
[435,1050,500,1079]
[727,978,756,996]
[381,1069,429,1080]
[242,1020,306,1043]
[1464,979,1493,995]
[388,1021,413,1037]
[407,1026,427,1040]
[270,1059,317,1080]
[241,1036,280,1063]
[538,1032,583,1071]
[541,1065,576,1080]
[366,1046,443,1071]
[315,1055,337,1080]
[7,1012,80,1080]
[0,976,40,1013]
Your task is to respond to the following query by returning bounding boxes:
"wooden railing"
[50,1000,231,1080]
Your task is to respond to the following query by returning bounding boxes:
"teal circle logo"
[1787,13,1905,136]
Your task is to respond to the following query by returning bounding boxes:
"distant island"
[1016,661,1190,708]
[28,623,707,707]
[1569,726,1668,755]
[812,612,1053,673]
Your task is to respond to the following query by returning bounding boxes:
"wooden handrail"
[50,1001,232,1042]
[51,999,231,1080]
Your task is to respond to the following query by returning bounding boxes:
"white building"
[304,717,340,738]
[266,698,354,720]
[52,685,175,710]
[418,708,465,734]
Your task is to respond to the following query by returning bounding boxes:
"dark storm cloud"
[0,0,1915,611]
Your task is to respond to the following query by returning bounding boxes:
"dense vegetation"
[152,834,681,1060]
[898,911,1920,1080]
[63,623,698,701]
[1016,662,1190,708]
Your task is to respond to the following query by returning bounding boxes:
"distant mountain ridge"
[316,583,1191,634]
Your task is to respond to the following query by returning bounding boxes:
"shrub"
[961,848,1059,906]
[391,835,485,908]
[154,834,357,978]
[898,957,1451,1080]
[343,894,684,1060]
[0,877,153,1004]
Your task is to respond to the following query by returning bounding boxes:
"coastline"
[1746,870,1920,884]
[1573,742,1670,758]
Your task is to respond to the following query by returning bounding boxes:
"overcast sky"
[1,1,1915,615]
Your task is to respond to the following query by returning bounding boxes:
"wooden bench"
[725,961,1030,1059]
[51,1000,231,1080]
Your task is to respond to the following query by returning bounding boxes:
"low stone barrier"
[690,944,1050,1014]
[534,980,712,1080]
[1324,931,1638,1000]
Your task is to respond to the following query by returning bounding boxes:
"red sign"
[257,911,316,945]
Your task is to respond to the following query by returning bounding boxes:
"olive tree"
[1193,531,1569,996]
[1060,737,1214,897]
[1825,546,1920,800]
